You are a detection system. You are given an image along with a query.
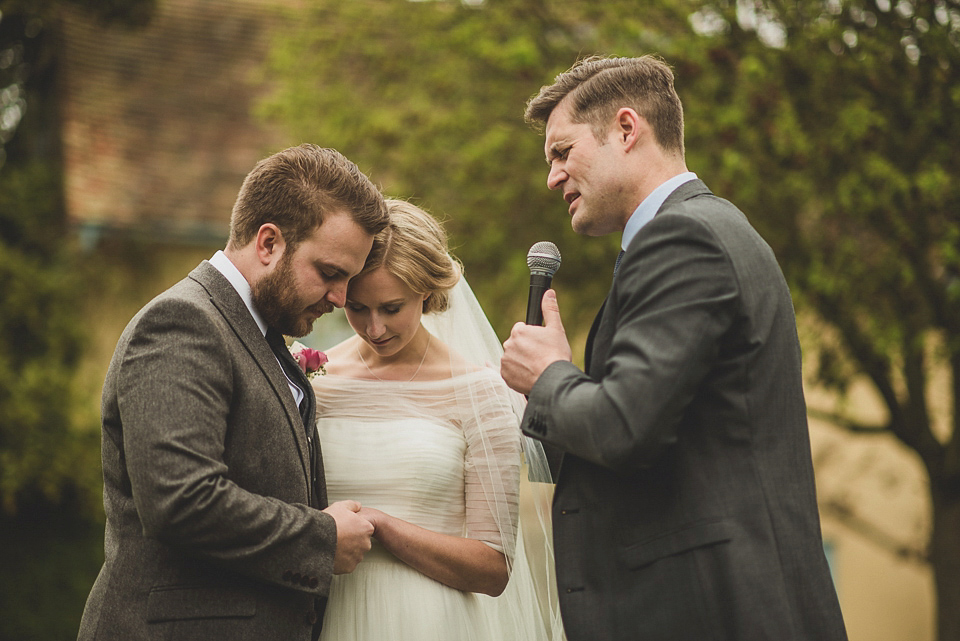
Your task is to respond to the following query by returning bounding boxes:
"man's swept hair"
[228,144,388,251]
[525,55,685,157]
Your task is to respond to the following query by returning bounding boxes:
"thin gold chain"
[357,333,431,382]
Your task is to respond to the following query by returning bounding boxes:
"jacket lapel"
[188,262,313,496]
[584,296,607,375]
[271,334,326,508]
[586,179,713,378]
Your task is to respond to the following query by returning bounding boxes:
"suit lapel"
[188,262,314,496]
[584,296,607,375]
[587,293,619,380]
[269,330,313,427]
[269,332,326,507]
[575,180,716,482]
[586,180,712,378]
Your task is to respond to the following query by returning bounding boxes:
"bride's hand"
[357,506,387,537]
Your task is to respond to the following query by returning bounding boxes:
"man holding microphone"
[501,55,846,641]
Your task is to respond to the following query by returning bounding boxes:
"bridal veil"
[422,273,564,641]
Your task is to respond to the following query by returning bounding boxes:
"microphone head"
[527,241,561,277]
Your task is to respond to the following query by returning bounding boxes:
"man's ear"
[615,107,644,152]
[255,223,285,267]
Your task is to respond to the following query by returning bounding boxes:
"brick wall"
[59,0,291,245]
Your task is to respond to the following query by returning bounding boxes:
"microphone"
[525,241,561,326]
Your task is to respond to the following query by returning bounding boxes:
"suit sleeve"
[522,212,739,475]
[115,296,336,595]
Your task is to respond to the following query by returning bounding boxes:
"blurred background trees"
[0,1,154,639]
[260,0,698,340]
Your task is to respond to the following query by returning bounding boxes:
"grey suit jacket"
[78,262,337,641]
[523,180,847,641]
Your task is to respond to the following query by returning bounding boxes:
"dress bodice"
[314,369,522,552]
[318,413,467,537]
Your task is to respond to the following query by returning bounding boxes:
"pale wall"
[809,383,935,641]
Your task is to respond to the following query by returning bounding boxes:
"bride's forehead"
[348,268,417,300]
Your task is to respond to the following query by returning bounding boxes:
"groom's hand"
[501,289,572,395]
[324,500,374,574]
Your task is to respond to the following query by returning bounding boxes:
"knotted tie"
[265,328,310,428]
[265,328,320,508]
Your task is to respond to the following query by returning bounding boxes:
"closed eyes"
[547,146,571,165]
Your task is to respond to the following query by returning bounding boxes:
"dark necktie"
[265,328,310,428]
[614,249,625,277]
[265,328,321,509]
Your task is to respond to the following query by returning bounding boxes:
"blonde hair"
[361,200,461,314]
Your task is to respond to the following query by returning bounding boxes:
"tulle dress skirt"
[320,541,499,641]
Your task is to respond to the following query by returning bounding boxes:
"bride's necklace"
[357,334,431,383]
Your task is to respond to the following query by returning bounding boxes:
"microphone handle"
[525,273,553,326]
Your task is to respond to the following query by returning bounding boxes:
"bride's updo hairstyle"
[361,199,462,314]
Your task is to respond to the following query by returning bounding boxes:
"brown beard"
[251,253,317,338]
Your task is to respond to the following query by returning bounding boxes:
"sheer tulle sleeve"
[459,369,522,564]
[422,274,565,639]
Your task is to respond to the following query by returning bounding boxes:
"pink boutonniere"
[289,341,328,378]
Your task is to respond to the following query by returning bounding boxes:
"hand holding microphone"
[525,241,562,326]
[501,242,572,395]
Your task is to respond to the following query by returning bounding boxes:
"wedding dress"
[312,278,563,641]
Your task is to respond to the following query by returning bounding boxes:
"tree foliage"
[260,0,697,339]
[0,1,154,637]
[0,162,101,515]
[0,0,154,517]
[263,0,960,637]
[678,0,960,455]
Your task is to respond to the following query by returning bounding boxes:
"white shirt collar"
[621,172,698,251]
[208,250,268,337]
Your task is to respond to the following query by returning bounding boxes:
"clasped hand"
[323,500,375,574]
[501,289,572,395]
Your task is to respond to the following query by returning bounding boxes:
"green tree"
[264,0,959,637]
[260,0,695,340]
[0,1,154,638]
[672,1,960,638]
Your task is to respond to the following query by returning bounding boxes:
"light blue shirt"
[621,172,698,251]
[208,251,304,406]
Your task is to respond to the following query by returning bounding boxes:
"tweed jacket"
[78,261,337,641]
